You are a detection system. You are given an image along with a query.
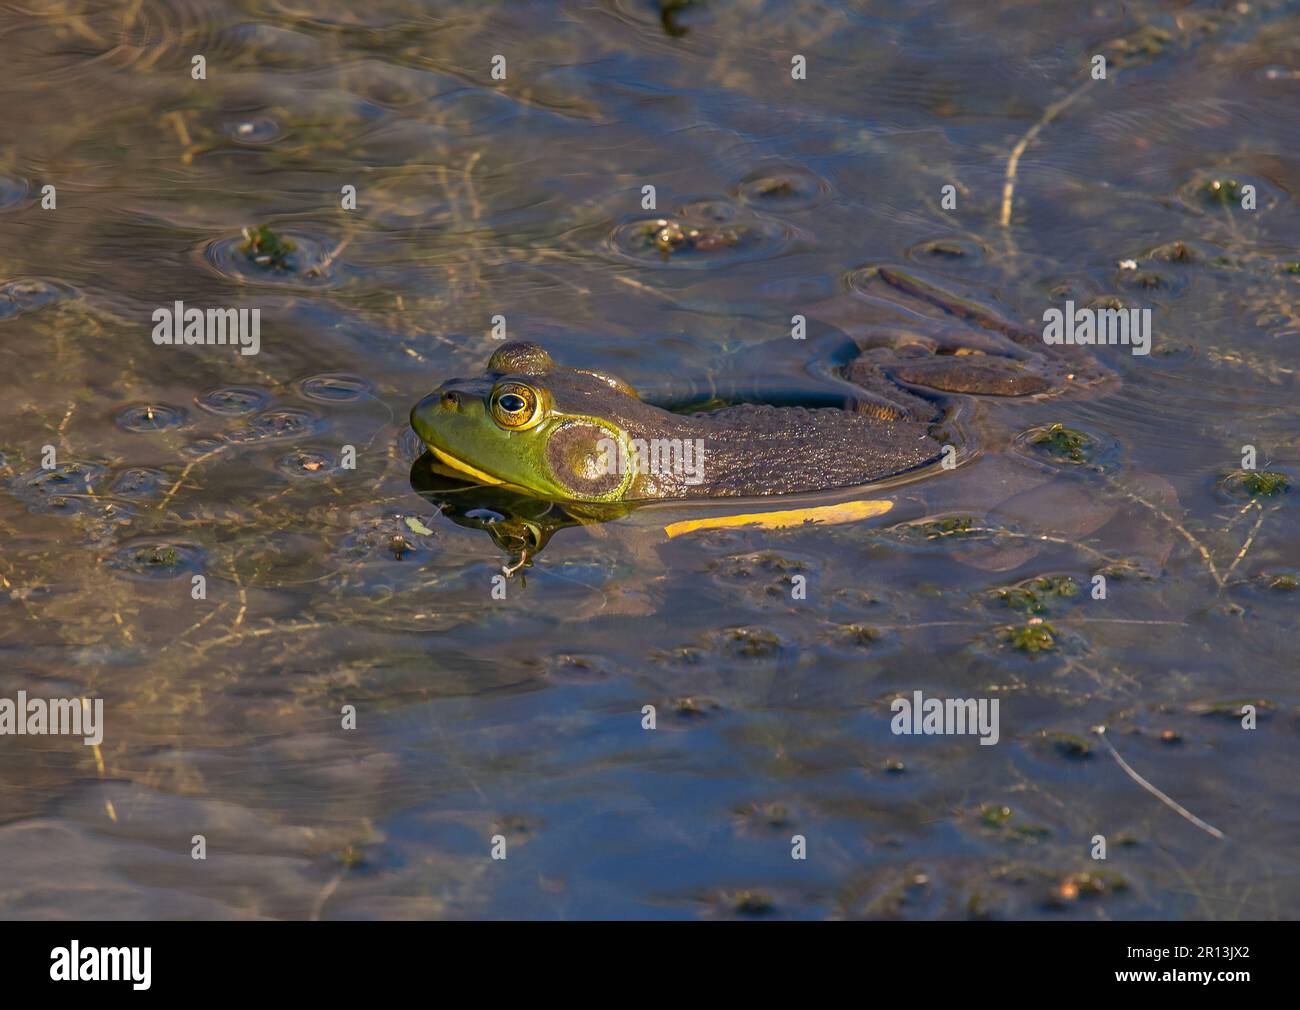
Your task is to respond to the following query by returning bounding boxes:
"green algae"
[997,620,1057,653]
[239,224,297,270]
[1030,424,1093,463]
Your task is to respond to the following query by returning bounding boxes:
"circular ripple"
[204,229,347,287]
[223,115,283,144]
[182,436,227,457]
[0,175,28,210]
[337,515,437,562]
[1176,172,1285,214]
[229,407,323,443]
[275,448,337,478]
[109,467,167,499]
[295,372,375,403]
[10,461,108,515]
[196,385,272,416]
[1217,469,1291,503]
[115,403,187,432]
[608,205,791,270]
[108,540,206,580]
[736,166,828,211]
[0,279,68,321]
[1012,423,1120,471]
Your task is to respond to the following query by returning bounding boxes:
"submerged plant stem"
[1094,726,1225,841]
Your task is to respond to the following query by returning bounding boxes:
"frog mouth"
[428,445,505,486]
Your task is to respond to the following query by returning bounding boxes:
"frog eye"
[489,382,544,430]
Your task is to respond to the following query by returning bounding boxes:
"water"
[1,0,1298,919]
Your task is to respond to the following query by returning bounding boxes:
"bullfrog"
[411,269,1113,504]
[411,339,946,502]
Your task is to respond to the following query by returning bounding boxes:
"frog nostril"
[441,391,461,409]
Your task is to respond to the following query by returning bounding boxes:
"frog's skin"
[411,268,1113,504]
[813,266,1115,420]
[411,341,947,503]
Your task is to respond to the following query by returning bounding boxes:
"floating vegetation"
[912,515,979,540]
[208,228,346,286]
[1047,870,1129,907]
[1096,559,1155,581]
[196,385,272,416]
[609,204,789,268]
[1177,172,1280,214]
[723,626,781,658]
[989,575,1079,614]
[977,804,1049,841]
[295,373,375,403]
[735,165,827,211]
[224,115,282,144]
[725,890,776,917]
[114,402,187,432]
[1026,423,1093,464]
[997,619,1057,654]
[109,467,166,499]
[1258,571,1299,592]
[1219,468,1291,499]
[1147,240,1201,264]
[336,515,437,564]
[275,448,336,478]
[671,695,721,719]
[1201,178,1244,204]
[239,224,297,269]
[709,551,807,579]
[1102,25,1173,67]
[1188,698,1274,720]
[10,461,107,514]
[840,623,881,646]
[108,540,206,579]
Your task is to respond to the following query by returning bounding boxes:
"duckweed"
[239,224,297,270]
[1031,424,1092,463]
[998,620,1057,653]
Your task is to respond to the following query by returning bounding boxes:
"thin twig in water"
[999,80,1097,235]
[1093,726,1225,841]
[1223,503,1267,580]
[158,444,228,511]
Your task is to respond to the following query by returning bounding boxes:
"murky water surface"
[1,1,1298,919]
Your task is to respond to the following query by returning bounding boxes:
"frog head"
[411,342,655,502]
